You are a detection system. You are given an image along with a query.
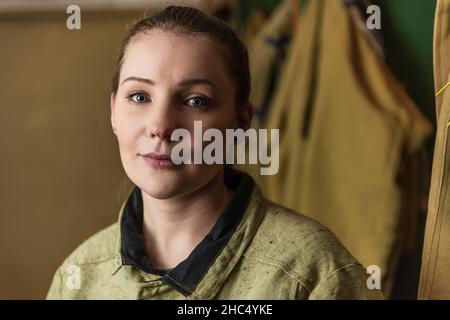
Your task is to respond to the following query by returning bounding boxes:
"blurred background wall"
[0,11,131,299]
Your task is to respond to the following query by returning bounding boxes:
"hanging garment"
[233,0,286,40]
[344,0,384,57]
[247,0,432,296]
[419,0,450,300]
[247,0,293,126]
[233,0,294,180]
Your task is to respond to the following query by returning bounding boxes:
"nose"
[150,126,172,140]
[146,100,177,141]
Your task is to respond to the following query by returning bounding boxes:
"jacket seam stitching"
[243,254,312,294]
[323,263,362,281]
[310,263,364,297]
[66,255,116,268]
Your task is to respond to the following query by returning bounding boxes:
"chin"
[141,186,179,200]
[126,162,221,200]
[137,172,186,199]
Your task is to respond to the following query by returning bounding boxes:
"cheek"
[114,115,141,155]
[204,115,237,135]
[196,105,238,131]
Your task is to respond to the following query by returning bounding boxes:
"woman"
[47,5,383,300]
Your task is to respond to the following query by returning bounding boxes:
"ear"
[110,93,117,135]
[236,102,253,131]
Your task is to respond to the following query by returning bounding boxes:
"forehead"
[120,29,233,88]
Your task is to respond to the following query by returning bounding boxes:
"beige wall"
[0,10,147,299]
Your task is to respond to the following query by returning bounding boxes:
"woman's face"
[111,30,249,199]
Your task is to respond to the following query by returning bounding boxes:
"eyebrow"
[121,76,221,92]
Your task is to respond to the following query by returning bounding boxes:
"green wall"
[377,0,436,126]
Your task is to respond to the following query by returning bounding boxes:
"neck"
[141,168,233,270]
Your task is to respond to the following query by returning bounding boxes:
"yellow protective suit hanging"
[246,0,432,295]
[419,0,450,300]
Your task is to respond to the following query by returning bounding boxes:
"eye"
[185,96,211,108]
[128,92,150,104]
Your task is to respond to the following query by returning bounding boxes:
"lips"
[140,152,175,169]
[142,152,171,160]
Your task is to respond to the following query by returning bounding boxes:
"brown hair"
[111,5,251,110]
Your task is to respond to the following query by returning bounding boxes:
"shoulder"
[249,199,358,265]
[59,222,119,269]
[46,223,120,299]
[246,199,378,297]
